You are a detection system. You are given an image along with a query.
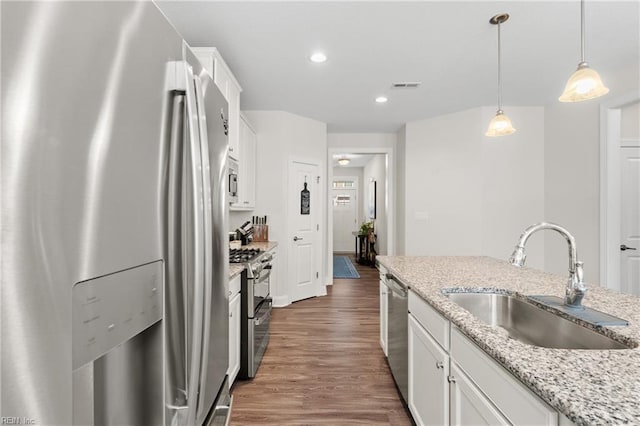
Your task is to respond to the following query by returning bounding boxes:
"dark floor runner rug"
[333,255,360,279]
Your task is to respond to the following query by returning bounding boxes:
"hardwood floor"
[229,254,412,425]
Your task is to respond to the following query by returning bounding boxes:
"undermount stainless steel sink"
[446,292,631,350]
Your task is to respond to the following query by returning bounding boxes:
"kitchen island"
[376,256,640,425]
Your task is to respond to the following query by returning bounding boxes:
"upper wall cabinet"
[231,113,257,211]
[192,47,242,161]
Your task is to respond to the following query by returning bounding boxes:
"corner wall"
[403,106,545,269]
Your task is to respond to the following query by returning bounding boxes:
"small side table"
[354,233,377,266]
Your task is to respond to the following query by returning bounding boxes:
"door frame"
[599,90,640,290]
[287,157,324,303]
[331,175,360,253]
[327,147,395,284]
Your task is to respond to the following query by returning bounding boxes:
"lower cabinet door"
[408,314,449,426]
[450,363,509,426]
[380,281,388,356]
[228,292,241,385]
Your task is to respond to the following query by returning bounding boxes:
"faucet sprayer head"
[509,246,526,266]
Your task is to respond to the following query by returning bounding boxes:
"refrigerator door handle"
[193,72,215,420]
[165,92,188,413]
[183,63,207,426]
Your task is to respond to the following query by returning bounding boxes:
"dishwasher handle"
[385,275,407,298]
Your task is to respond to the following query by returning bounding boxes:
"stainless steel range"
[229,248,273,378]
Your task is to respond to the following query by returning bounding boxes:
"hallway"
[229,256,412,425]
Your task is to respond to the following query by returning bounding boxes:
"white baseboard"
[271,295,290,308]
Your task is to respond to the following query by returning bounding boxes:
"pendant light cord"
[580,0,585,63]
[497,21,502,110]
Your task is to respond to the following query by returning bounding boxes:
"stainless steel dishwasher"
[385,273,408,403]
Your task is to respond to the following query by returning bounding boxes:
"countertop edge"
[377,255,640,426]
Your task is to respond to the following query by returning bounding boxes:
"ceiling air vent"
[392,82,421,88]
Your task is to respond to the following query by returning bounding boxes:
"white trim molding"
[599,90,640,290]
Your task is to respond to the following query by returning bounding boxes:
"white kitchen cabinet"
[407,290,559,426]
[379,281,388,356]
[408,314,449,426]
[449,362,509,426]
[230,114,256,210]
[450,327,558,426]
[228,274,241,386]
[192,47,242,161]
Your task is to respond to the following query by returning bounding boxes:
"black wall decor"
[301,181,310,215]
[368,179,376,219]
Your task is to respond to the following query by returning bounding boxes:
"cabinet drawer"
[408,290,450,350]
[450,327,557,426]
[229,273,241,296]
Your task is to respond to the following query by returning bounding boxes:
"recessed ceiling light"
[375,96,388,103]
[310,52,327,63]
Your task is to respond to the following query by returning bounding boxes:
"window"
[332,180,355,189]
[333,194,351,206]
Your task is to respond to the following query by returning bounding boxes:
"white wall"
[480,106,546,266]
[543,101,600,278]
[238,111,327,306]
[363,155,388,255]
[328,133,396,150]
[403,107,545,269]
[396,125,407,255]
[621,101,640,140]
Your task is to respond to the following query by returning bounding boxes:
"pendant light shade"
[486,13,516,137]
[559,0,609,102]
[486,110,516,137]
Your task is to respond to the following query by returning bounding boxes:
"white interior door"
[332,178,358,252]
[289,161,320,303]
[620,146,640,295]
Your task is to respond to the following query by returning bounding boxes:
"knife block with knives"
[252,215,269,242]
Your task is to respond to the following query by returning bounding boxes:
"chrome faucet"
[509,222,587,308]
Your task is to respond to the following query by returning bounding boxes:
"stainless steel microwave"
[228,159,238,204]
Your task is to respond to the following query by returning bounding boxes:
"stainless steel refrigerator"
[1,2,230,425]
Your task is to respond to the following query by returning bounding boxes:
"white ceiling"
[156,1,640,133]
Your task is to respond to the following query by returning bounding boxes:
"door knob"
[620,244,637,251]
[435,361,444,369]
[293,236,303,242]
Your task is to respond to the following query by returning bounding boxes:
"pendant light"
[559,0,609,102]
[486,13,516,137]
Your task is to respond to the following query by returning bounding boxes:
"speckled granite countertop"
[228,264,244,279]
[376,256,640,426]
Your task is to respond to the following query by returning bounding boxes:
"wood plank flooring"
[229,254,412,425]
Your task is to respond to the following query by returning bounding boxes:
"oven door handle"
[254,302,272,326]
[254,267,272,284]
[254,309,271,326]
